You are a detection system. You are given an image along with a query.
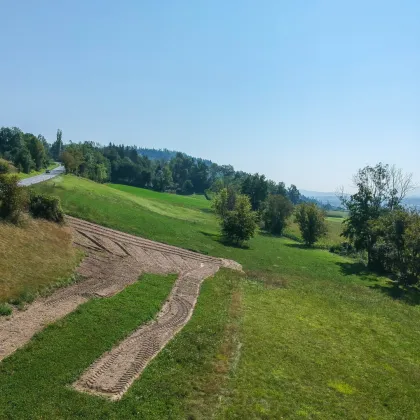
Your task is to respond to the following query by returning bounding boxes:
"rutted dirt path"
[0,216,241,400]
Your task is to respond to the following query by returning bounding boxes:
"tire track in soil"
[0,217,242,401]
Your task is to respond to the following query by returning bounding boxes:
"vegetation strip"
[73,264,222,400]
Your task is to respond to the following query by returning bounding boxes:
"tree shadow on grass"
[199,230,250,250]
[259,231,287,239]
[284,243,312,250]
[336,260,420,306]
[370,283,420,306]
[199,208,214,214]
[336,261,373,280]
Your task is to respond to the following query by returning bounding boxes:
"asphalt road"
[18,165,65,186]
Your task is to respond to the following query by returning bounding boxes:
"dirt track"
[0,216,241,400]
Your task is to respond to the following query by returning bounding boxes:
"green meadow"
[1,174,418,419]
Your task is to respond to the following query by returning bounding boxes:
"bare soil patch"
[0,216,241,400]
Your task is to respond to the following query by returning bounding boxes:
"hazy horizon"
[1,1,419,191]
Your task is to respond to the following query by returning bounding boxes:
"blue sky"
[1,0,419,192]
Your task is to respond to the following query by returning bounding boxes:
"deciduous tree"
[262,194,294,235]
[295,203,327,246]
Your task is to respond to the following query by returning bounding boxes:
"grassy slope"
[11,175,419,419]
[0,219,81,304]
[0,274,180,419]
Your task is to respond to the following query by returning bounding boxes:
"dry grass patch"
[0,219,81,304]
[246,270,289,288]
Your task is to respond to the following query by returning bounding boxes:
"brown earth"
[0,216,241,400]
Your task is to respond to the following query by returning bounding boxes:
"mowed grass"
[0,219,82,304]
[0,271,241,419]
[12,174,420,418]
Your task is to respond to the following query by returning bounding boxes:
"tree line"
[212,186,327,247]
[1,126,325,208]
[1,126,418,285]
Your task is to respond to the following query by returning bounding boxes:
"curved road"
[18,165,65,186]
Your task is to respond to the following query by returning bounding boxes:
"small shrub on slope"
[0,174,28,224]
[0,303,12,316]
[221,194,257,245]
[0,159,10,175]
[29,192,64,223]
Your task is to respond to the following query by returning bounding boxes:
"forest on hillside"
[0,126,334,210]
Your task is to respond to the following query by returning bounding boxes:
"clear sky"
[1,0,419,192]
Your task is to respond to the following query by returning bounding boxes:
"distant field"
[284,213,344,249]
[0,219,81,304]
[10,175,418,418]
[326,210,348,218]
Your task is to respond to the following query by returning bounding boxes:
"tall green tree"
[295,203,327,246]
[262,194,294,235]
[0,127,24,158]
[25,134,47,171]
[221,194,257,245]
[212,187,237,218]
[287,184,301,204]
[51,129,63,161]
[373,209,420,284]
[341,163,414,267]
[241,173,268,211]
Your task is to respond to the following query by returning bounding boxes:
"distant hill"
[300,190,344,208]
[138,148,212,165]
[301,190,420,209]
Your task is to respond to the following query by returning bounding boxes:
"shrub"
[329,242,355,256]
[181,180,194,195]
[0,303,12,316]
[295,203,327,247]
[373,209,420,285]
[0,158,10,174]
[0,174,28,224]
[212,187,237,218]
[221,194,257,245]
[262,194,294,235]
[29,192,64,223]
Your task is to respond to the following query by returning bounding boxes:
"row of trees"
[340,163,419,285]
[1,127,336,215]
[213,186,327,246]
[61,139,309,203]
[0,127,52,173]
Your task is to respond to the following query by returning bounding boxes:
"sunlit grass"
[15,175,420,418]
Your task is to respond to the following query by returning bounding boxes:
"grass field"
[326,210,348,218]
[0,219,82,305]
[2,174,417,418]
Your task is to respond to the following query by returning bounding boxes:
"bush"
[29,192,64,223]
[295,203,327,247]
[181,180,194,195]
[0,303,12,316]
[262,194,294,235]
[373,209,420,285]
[329,242,355,256]
[221,194,257,245]
[0,158,10,174]
[0,174,28,224]
[212,187,237,218]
